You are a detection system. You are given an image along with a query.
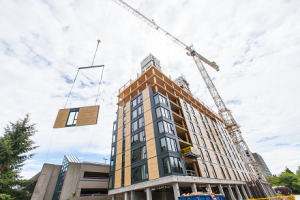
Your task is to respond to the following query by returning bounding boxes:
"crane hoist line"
[111,0,265,183]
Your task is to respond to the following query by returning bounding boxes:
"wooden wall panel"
[143,87,159,180]
[214,164,223,179]
[116,140,122,156]
[148,156,159,180]
[76,105,99,126]
[124,166,131,186]
[53,109,70,128]
[114,169,121,189]
[115,154,122,171]
[197,159,207,178]
[229,168,236,180]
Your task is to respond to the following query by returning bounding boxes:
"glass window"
[139,131,145,142]
[215,153,220,164]
[166,137,172,151]
[225,168,231,179]
[158,121,164,133]
[131,121,138,132]
[122,139,125,151]
[111,146,115,156]
[190,123,195,132]
[132,109,137,119]
[194,116,199,125]
[190,106,195,115]
[131,99,137,108]
[109,176,113,188]
[201,138,207,147]
[138,117,144,128]
[170,157,182,173]
[160,137,167,152]
[162,108,170,119]
[211,164,217,178]
[113,122,117,131]
[154,95,159,104]
[141,164,148,180]
[156,107,161,118]
[203,163,210,178]
[132,167,139,182]
[121,171,124,186]
[110,160,114,171]
[123,104,126,114]
[140,146,147,159]
[198,148,204,160]
[163,157,171,174]
[131,134,139,146]
[194,135,200,146]
[67,111,78,126]
[211,142,216,151]
[138,106,143,115]
[137,95,143,104]
[159,95,167,105]
[131,149,139,163]
[172,139,178,152]
[206,150,211,162]
[197,126,203,136]
[220,167,226,179]
[183,102,188,110]
[112,133,115,143]
[187,112,192,121]
[122,154,125,167]
[154,94,167,105]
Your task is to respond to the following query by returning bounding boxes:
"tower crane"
[110,0,266,184]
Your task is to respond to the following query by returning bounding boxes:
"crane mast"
[111,0,265,183]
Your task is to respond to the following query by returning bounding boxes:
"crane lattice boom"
[111,0,265,182]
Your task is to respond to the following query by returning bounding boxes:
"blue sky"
[0,0,300,179]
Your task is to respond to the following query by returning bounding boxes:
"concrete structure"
[108,54,276,200]
[30,155,111,200]
[252,153,272,178]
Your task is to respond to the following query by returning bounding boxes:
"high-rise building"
[252,153,272,178]
[108,54,275,200]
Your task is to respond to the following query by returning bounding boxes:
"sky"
[0,0,299,179]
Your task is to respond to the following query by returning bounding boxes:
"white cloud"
[0,0,299,179]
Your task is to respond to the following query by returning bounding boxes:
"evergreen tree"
[0,114,39,200]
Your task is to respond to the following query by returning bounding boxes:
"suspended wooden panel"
[53,105,99,128]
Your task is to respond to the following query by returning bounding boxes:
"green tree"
[278,172,300,194]
[266,174,280,186]
[0,114,38,199]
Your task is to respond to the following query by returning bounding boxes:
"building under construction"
[108,54,275,200]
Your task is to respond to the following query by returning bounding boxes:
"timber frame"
[117,66,223,123]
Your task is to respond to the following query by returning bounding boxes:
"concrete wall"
[31,163,61,200]
[60,162,82,200]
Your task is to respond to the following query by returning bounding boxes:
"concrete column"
[131,190,136,200]
[227,185,236,200]
[234,185,242,200]
[125,192,129,200]
[191,183,197,193]
[206,184,212,192]
[245,184,253,198]
[173,183,180,200]
[218,184,225,196]
[241,185,249,199]
[163,189,168,200]
[145,187,152,200]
